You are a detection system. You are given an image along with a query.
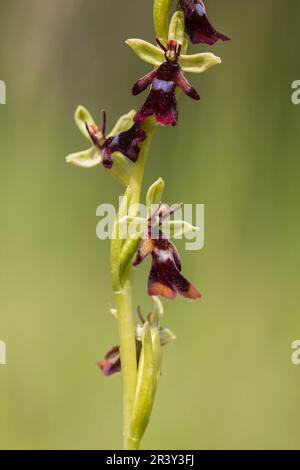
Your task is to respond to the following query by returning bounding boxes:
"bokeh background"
[0,0,300,450]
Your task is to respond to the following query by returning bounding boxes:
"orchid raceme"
[66,0,229,450]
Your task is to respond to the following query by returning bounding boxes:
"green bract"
[130,322,155,444]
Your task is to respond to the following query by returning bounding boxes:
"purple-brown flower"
[179,0,230,45]
[132,39,200,127]
[97,345,121,376]
[98,305,175,377]
[133,208,201,300]
[86,112,146,169]
[98,339,142,377]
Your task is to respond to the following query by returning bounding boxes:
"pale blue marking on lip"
[152,78,174,93]
[195,3,205,16]
[154,250,173,262]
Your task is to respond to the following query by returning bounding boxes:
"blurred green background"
[0,0,300,450]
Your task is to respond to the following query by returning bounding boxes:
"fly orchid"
[98,302,176,376]
[133,39,200,126]
[66,106,146,185]
[132,204,201,299]
[66,0,229,450]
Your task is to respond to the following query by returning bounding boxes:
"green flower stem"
[115,281,138,450]
[129,119,156,207]
[111,119,155,450]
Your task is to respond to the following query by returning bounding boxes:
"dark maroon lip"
[86,116,147,169]
[132,39,200,127]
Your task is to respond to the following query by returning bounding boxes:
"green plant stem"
[111,119,155,450]
[130,120,155,206]
[115,281,139,450]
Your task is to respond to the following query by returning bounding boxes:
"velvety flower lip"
[180,0,231,45]
[132,39,200,127]
[98,341,143,377]
[85,112,146,169]
[103,122,146,167]
[97,345,121,376]
[133,206,201,300]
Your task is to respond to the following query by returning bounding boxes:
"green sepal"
[66,147,101,168]
[74,105,96,139]
[180,52,221,73]
[168,10,185,45]
[108,109,136,137]
[126,39,164,67]
[146,177,165,217]
[161,220,199,239]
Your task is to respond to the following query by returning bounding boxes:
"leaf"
[161,220,199,239]
[66,147,101,168]
[180,52,221,73]
[146,178,165,217]
[126,39,164,67]
[108,109,136,137]
[74,105,96,139]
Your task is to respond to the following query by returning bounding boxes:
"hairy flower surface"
[179,0,230,45]
[133,39,200,126]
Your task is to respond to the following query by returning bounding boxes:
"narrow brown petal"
[132,69,158,96]
[133,238,155,266]
[176,70,200,100]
